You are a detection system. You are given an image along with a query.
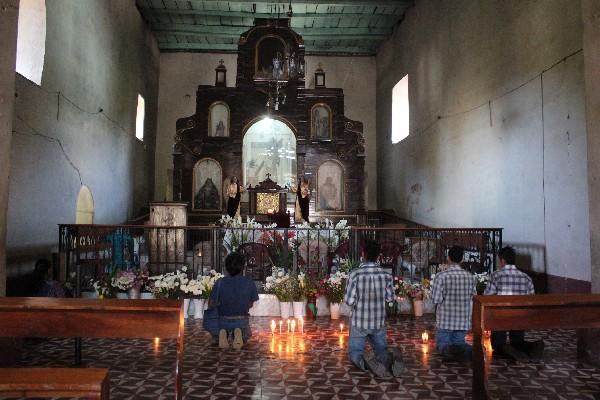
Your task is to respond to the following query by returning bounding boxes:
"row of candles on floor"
[269,317,348,336]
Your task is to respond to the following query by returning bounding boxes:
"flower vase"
[183,298,191,319]
[413,299,424,317]
[330,302,341,320]
[280,301,292,319]
[305,296,317,319]
[293,301,305,318]
[193,299,205,319]
[127,287,141,299]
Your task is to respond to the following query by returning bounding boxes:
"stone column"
[579,0,600,366]
[0,0,19,296]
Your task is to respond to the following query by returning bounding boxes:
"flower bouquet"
[111,268,149,299]
[91,274,115,299]
[321,271,348,319]
[473,272,490,295]
[265,267,295,318]
[148,266,189,300]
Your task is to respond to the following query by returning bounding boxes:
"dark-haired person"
[484,246,543,362]
[431,246,475,361]
[344,239,405,378]
[209,252,259,350]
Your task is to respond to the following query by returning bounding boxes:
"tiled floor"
[11,315,600,399]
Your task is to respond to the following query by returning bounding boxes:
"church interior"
[1,0,600,399]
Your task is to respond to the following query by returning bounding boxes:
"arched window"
[16,0,46,85]
[243,118,296,188]
[317,160,344,211]
[192,158,222,211]
[391,74,409,143]
[75,186,94,224]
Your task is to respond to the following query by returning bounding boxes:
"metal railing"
[59,224,502,295]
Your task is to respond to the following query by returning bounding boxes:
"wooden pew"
[0,297,184,400]
[0,367,109,399]
[472,294,600,400]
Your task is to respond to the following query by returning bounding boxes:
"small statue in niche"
[195,178,220,210]
[319,176,338,210]
[215,120,225,137]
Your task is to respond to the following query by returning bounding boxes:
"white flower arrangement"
[196,269,224,299]
[474,272,490,293]
[149,266,189,299]
[219,215,276,253]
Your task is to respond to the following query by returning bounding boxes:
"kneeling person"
[209,252,259,350]
[431,246,475,361]
[484,246,543,362]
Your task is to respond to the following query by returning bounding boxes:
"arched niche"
[193,158,222,210]
[316,160,344,211]
[75,185,94,224]
[255,35,287,79]
[243,118,296,188]
[208,101,230,137]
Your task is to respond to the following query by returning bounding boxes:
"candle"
[287,319,290,334]
[422,331,429,343]
[291,319,296,335]
[340,323,344,334]
[270,320,276,335]
[298,316,304,335]
[279,320,283,335]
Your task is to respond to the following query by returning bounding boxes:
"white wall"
[376,0,590,282]
[8,0,159,271]
[155,53,377,209]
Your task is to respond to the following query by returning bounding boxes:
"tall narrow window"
[136,94,145,141]
[391,75,409,144]
[16,0,46,85]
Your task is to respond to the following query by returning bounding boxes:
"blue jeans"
[436,329,472,357]
[348,325,391,369]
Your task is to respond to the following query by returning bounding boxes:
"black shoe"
[528,340,544,362]
[389,348,406,377]
[502,344,529,362]
[365,355,391,378]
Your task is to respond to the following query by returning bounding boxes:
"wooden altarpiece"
[173,19,366,224]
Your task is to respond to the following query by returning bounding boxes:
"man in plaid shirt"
[344,240,405,377]
[484,246,543,361]
[431,246,475,361]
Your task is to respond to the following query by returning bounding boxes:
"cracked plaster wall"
[7,0,159,274]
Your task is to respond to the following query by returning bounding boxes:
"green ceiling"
[136,0,412,55]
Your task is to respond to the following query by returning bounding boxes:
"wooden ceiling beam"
[150,23,390,38]
[158,42,377,55]
[137,7,403,19]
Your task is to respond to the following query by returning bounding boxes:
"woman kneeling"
[209,252,259,350]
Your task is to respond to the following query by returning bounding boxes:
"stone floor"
[11,315,600,399]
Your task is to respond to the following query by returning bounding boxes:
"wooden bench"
[0,367,109,399]
[472,294,600,400]
[0,297,184,399]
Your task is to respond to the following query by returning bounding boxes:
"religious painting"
[243,118,297,188]
[255,35,286,79]
[192,158,222,210]
[317,160,344,211]
[311,103,332,140]
[208,102,229,137]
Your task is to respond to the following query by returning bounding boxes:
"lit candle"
[422,331,429,343]
[279,320,283,335]
[291,319,296,335]
[270,320,276,335]
[340,323,344,334]
[153,337,160,354]
[287,319,290,334]
[298,316,304,335]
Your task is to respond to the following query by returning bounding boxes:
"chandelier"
[266,51,305,112]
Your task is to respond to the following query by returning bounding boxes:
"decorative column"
[0,0,19,296]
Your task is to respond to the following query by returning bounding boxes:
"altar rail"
[58,224,502,293]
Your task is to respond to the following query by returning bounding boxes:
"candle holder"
[421,331,429,343]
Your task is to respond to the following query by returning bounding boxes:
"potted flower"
[194,270,224,319]
[149,267,190,315]
[407,279,431,317]
[393,276,412,314]
[265,267,294,318]
[91,274,114,299]
[473,272,490,295]
[111,269,149,299]
[321,271,348,319]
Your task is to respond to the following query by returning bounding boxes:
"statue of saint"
[319,176,338,210]
[226,176,244,218]
[294,177,310,223]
